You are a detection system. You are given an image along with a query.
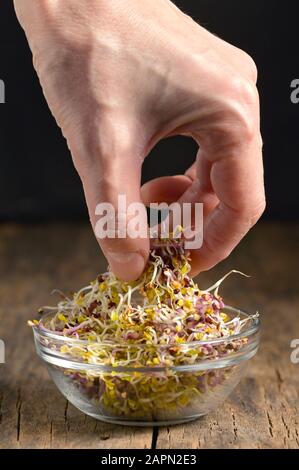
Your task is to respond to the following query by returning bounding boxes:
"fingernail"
[107,251,146,281]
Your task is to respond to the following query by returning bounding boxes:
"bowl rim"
[33,305,260,348]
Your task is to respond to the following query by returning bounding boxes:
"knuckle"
[226,77,260,142]
[70,115,143,171]
[237,50,258,82]
[231,76,259,109]
[248,197,266,225]
[237,195,266,227]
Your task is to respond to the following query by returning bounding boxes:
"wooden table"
[0,222,298,449]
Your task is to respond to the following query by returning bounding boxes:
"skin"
[13,0,265,281]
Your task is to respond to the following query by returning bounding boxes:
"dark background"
[0,0,298,222]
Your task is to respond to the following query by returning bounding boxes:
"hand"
[14,0,265,280]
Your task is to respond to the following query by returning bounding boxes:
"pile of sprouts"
[31,236,257,420]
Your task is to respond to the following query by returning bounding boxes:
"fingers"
[196,140,265,271]
[141,155,219,247]
[179,156,220,218]
[142,81,265,277]
[74,129,149,282]
[141,175,193,205]
[141,160,219,219]
[185,131,265,274]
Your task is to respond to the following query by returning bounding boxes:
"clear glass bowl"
[32,307,260,426]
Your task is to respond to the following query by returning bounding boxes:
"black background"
[0,0,298,221]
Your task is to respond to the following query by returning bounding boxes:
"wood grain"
[0,222,298,449]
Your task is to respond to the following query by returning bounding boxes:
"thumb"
[76,138,149,282]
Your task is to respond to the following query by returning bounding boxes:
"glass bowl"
[32,306,260,426]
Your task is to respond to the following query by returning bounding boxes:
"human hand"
[14,0,265,280]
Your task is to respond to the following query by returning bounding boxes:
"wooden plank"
[0,222,298,448]
[0,223,153,449]
[156,222,299,449]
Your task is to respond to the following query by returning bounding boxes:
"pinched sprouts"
[31,237,258,420]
